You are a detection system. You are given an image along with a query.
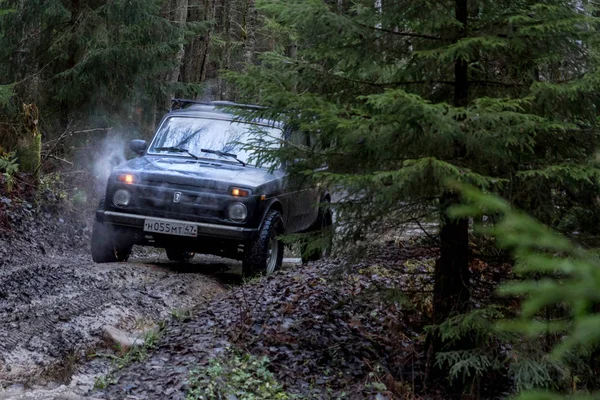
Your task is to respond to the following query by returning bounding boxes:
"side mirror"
[129,139,147,156]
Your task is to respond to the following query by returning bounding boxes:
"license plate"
[143,219,198,237]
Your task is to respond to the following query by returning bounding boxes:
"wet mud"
[0,249,231,399]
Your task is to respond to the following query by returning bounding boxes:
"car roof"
[167,99,283,129]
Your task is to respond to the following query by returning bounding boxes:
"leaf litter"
[92,241,448,400]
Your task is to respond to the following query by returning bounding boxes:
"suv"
[91,100,332,276]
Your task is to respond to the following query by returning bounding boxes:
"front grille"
[133,185,227,221]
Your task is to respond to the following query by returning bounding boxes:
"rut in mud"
[0,251,228,390]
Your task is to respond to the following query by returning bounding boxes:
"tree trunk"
[166,0,189,106]
[17,103,42,175]
[434,0,470,325]
[182,0,216,90]
[198,1,216,84]
[434,194,470,325]
[60,0,80,127]
[243,0,257,66]
[216,0,232,100]
[428,0,471,395]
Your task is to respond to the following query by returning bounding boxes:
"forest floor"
[88,241,440,400]
[0,175,508,400]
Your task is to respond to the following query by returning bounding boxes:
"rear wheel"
[91,220,132,263]
[243,210,284,278]
[301,204,333,264]
[165,248,195,263]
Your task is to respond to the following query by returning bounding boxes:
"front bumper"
[97,210,257,241]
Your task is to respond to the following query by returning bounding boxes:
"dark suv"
[91,100,332,276]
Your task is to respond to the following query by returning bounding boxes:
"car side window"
[288,129,307,146]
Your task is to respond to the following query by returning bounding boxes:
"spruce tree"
[453,185,600,398]
[227,0,600,391]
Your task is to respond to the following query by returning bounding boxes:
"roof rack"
[170,98,209,111]
[169,98,266,112]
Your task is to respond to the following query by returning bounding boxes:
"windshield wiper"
[154,146,200,160]
[200,149,246,166]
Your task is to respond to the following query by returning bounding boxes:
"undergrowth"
[0,150,18,192]
[186,349,290,400]
[93,322,165,390]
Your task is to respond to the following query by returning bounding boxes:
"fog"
[91,135,127,197]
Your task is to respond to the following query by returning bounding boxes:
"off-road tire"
[301,205,333,264]
[91,200,132,263]
[242,210,284,278]
[165,248,195,263]
[91,221,132,263]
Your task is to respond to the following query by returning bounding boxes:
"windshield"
[148,116,282,167]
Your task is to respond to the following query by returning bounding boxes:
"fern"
[0,151,19,192]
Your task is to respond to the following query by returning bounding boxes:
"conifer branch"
[330,72,525,89]
[327,73,455,88]
[470,80,524,88]
[356,22,445,41]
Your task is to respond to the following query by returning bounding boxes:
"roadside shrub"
[37,172,68,208]
[187,349,290,400]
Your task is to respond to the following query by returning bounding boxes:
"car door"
[283,129,320,233]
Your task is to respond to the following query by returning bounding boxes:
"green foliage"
[0,150,18,192]
[436,350,500,382]
[37,172,67,203]
[170,308,193,322]
[509,356,569,393]
[452,185,600,397]
[227,5,600,392]
[0,0,203,133]
[430,306,511,388]
[225,0,600,250]
[93,374,117,390]
[70,188,87,208]
[0,83,14,106]
[187,349,290,400]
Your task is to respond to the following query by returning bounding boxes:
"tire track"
[0,253,227,389]
[0,288,123,353]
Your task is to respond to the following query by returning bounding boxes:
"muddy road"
[0,193,306,399]
[0,248,245,399]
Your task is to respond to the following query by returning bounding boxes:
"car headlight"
[228,202,248,222]
[113,189,131,207]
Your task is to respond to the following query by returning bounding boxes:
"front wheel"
[165,248,195,263]
[91,221,132,263]
[242,210,284,278]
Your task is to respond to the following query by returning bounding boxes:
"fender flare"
[258,198,285,230]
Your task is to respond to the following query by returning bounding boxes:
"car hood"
[114,156,282,192]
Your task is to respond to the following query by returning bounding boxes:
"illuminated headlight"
[228,202,248,222]
[113,189,131,207]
